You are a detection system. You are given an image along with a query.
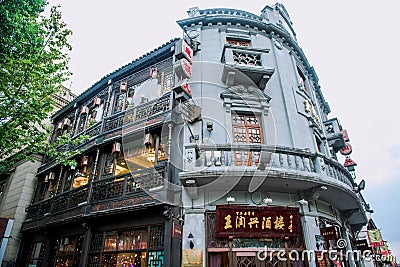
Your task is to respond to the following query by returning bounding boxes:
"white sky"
[48,0,400,259]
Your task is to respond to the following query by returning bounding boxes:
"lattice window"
[227,38,250,47]
[232,113,263,166]
[114,92,126,114]
[232,114,262,144]
[233,51,262,66]
[237,256,257,267]
[89,233,103,252]
[149,225,164,249]
[162,72,174,94]
[148,251,164,267]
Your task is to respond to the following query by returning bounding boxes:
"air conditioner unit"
[112,142,121,153]
[144,133,153,146]
[120,81,128,92]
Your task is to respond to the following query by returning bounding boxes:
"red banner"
[215,205,300,238]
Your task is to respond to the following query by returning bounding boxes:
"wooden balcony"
[23,165,167,231]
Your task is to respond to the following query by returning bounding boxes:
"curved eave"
[52,38,180,121]
[177,13,330,115]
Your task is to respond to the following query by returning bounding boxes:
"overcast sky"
[48,0,400,259]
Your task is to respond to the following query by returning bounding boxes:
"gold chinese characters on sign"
[216,205,300,238]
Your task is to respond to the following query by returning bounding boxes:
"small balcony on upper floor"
[180,143,367,225]
[22,163,178,232]
[41,92,174,171]
[221,44,275,90]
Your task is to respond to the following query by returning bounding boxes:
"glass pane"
[103,234,118,252]
[102,254,117,267]
[117,252,147,267]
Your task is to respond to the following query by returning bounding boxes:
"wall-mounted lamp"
[297,199,308,206]
[354,179,365,193]
[226,196,235,203]
[263,197,273,205]
[206,122,213,132]
[188,232,194,249]
[305,185,328,201]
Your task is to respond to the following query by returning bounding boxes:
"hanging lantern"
[81,155,89,166]
[144,133,153,146]
[112,142,121,153]
[63,118,71,129]
[80,106,89,114]
[120,81,128,92]
[150,67,158,78]
[93,97,102,107]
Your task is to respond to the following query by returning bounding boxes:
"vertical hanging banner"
[367,229,385,247]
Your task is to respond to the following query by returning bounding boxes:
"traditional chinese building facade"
[177,4,370,267]
[16,3,372,267]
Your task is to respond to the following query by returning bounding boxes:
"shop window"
[227,38,251,47]
[49,235,85,267]
[27,241,45,267]
[232,112,263,166]
[89,226,164,267]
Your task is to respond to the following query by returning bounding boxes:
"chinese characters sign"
[215,205,300,238]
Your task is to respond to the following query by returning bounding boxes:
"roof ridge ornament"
[187,7,200,18]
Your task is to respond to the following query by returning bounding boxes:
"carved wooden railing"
[184,144,354,188]
[25,165,167,223]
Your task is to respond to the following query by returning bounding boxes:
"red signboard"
[353,239,370,252]
[340,143,352,155]
[320,226,338,240]
[175,39,193,62]
[172,221,183,240]
[174,58,192,79]
[215,205,300,238]
[341,130,349,142]
[344,158,357,168]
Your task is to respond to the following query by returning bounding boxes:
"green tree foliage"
[0,0,73,174]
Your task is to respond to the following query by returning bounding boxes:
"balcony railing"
[184,144,354,188]
[24,165,167,227]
